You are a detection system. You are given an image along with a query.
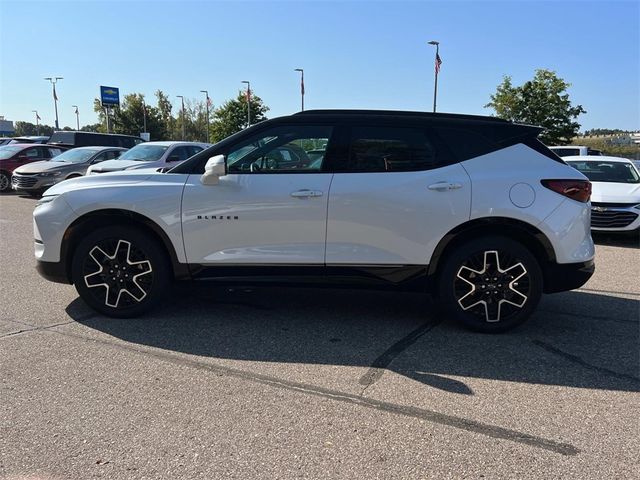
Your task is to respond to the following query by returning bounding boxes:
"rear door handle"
[290,189,323,198]
[428,182,463,191]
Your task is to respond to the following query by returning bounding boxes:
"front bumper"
[12,173,60,191]
[36,259,71,284]
[543,260,595,293]
[590,204,640,232]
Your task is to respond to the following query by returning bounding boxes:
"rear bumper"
[36,260,71,284]
[543,260,594,293]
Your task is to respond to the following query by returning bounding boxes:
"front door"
[182,125,335,265]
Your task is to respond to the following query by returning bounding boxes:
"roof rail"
[294,109,509,123]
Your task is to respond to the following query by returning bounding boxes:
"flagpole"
[428,41,440,113]
[242,81,251,127]
[32,110,40,135]
[44,77,63,130]
[200,90,210,143]
[72,105,79,130]
[294,68,304,111]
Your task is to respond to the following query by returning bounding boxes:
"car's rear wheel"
[437,236,542,333]
[0,172,10,193]
[71,225,171,318]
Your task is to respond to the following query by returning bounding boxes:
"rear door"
[325,125,471,265]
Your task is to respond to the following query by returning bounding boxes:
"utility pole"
[241,81,251,128]
[72,105,80,130]
[200,90,210,143]
[44,77,63,130]
[294,68,304,111]
[428,41,441,112]
[142,99,147,134]
[177,95,186,140]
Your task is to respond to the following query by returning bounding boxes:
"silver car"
[12,146,127,195]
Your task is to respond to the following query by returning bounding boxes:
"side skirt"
[189,265,430,292]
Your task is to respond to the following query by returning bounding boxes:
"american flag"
[435,53,442,74]
[36,113,41,120]
[53,84,58,101]
[74,106,78,115]
[301,77,305,96]
[246,88,251,104]
[207,96,212,107]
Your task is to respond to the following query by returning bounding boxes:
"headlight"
[35,195,59,207]
[38,171,62,177]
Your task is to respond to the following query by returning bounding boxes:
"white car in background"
[565,156,640,233]
[87,141,209,174]
[549,145,603,157]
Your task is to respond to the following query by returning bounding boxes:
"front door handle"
[428,181,463,191]
[290,189,323,198]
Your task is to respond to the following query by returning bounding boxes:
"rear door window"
[343,126,440,172]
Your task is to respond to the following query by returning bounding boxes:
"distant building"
[0,117,15,136]
[607,133,640,145]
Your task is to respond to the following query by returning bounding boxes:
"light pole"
[427,41,441,112]
[32,110,41,135]
[176,95,186,140]
[241,81,251,127]
[44,77,63,130]
[294,68,304,111]
[200,90,210,143]
[72,105,80,130]
[141,98,147,135]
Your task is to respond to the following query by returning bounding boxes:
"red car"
[0,144,67,192]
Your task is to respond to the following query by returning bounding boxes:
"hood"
[89,159,155,172]
[590,181,640,204]
[44,170,156,196]
[13,160,68,174]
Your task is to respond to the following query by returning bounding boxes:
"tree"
[485,69,586,145]
[14,121,54,137]
[210,91,269,142]
[93,93,168,140]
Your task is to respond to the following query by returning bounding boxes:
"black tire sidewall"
[71,225,171,318]
[438,236,543,333]
[0,172,10,192]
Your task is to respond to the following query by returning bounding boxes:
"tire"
[437,236,543,333]
[71,225,171,318]
[0,171,10,193]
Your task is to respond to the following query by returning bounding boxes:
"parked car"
[11,146,127,196]
[10,136,50,144]
[86,141,209,174]
[549,145,603,157]
[0,144,67,192]
[566,156,640,233]
[48,131,144,149]
[34,110,594,332]
[0,138,14,146]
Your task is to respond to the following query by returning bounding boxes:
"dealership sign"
[100,86,120,107]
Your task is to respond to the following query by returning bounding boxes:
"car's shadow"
[593,231,639,249]
[66,284,640,395]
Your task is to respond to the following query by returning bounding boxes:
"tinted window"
[345,127,437,172]
[188,146,204,157]
[227,125,332,173]
[167,146,191,162]
[434,127,497,161]
[553,148,580,157]
[25,148,40,158]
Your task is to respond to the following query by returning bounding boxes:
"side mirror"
[200,155,226,185]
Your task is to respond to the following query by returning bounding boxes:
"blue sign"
[100,86,120,106]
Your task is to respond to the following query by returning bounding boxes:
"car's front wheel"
[71,225,171,317]
[438,236,542,333]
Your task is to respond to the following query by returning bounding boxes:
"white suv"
[34,110,595,332]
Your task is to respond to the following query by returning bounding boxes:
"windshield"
[0,146,22,159]
[51,148,101,163]
[567,160,640,184]
[118,144,168,161]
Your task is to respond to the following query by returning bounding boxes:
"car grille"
[591,209,638,228]
[11,174,38,188]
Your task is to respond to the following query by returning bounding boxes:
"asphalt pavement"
[1,192,638,479]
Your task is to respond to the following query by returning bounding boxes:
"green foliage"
[93,93,167,140]
[210,91,269,143]
[485,69,586,145]
[571,136,640,160]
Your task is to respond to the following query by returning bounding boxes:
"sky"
[0,0,638,131]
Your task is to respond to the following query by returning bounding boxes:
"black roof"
[294,109,510,123]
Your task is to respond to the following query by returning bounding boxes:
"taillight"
[541,179,591,203]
